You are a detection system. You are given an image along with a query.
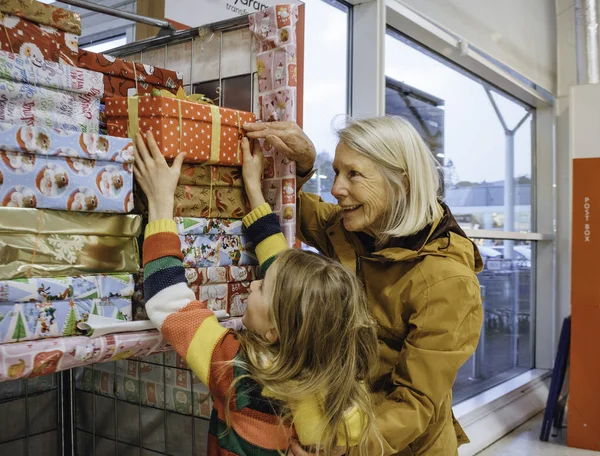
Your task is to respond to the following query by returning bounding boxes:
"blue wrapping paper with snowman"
[0,122,134,212]
[0,274,133,343]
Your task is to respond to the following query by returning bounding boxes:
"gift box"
[179,163,243,187]
[0,13,78,65]
[105,94,255,165]
[174,185,247,218]
[176,216,245,236]
[0,0,81,35]
[192,281,250,317]
[0,208,141,280]
[181,233,256,268]
[0,123,134,212]
[184,265,258,285]
[0,50,102,132]
[77,50,183,100]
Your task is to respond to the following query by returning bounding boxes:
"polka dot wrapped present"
[105,91,256,166]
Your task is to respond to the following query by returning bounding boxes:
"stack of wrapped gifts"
[0,0,142,348]
[106,90,261,320]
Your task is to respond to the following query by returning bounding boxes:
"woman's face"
[331,142,388,235]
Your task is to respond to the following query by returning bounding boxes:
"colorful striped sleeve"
[142,219,241,396]
[242,203,289,276]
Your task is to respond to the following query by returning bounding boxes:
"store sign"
[165,0,300,28]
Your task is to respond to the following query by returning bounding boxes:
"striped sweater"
[143,203,362,455]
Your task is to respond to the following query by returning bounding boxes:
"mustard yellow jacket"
[296,192,483,456]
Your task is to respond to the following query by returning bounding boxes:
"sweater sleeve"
[242,202,289,276]
[142,219,241,400]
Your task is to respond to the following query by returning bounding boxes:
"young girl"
[134,131,380,456]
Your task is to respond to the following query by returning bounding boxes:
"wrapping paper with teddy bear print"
[77,49,183,100]
[0,123,134,212]
[0,0,81,35]
[0,50,102,132]
[75,354,213,418]
[0,207,141,280]
[105,94,255,165]
[0,13,79,66]
[250,5,298,247]
[0,330,169,381]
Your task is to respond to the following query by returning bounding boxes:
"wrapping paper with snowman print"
[181,233,257,268]
[0,123,134,212]
[0,0,82,35]
[0,50,102,132]
[0,13,79,65]
[77,49,183,100]
[0,330,169,381]
[250,5,298,247]
[75,353,213,418]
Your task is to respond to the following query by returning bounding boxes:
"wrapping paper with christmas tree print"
[181,233,256,268]
[0,0,81,35]
[0,207,141,280]
[174,185,247,218]
[0,296,132,343]
[250,5,298,247]
[0,13,78,65]
[0,50,102,132]
[77,49,183,100]
[75,354,213,418]
[175,215,245,236]
[0,329,169,381]
[105,94,255,165]
[0,123,134,212]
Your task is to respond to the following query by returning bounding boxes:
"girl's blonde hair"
[337,115,443,244]
[227,249,380,455]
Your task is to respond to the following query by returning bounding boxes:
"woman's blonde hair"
[227,249,380,456]
[337,116,443,244]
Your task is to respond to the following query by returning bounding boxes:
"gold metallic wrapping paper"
[178,164,243,187]
[173,186,247,218]
[0,207,141,280]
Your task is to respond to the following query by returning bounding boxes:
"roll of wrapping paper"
[174,185,247,218]
[0,0,81,35]
[0,207,141,280]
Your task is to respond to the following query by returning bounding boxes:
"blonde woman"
[134,131,382,456]
[245,116,484,456]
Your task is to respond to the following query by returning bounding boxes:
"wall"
[397,0,557,94]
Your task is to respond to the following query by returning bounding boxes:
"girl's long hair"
[225,249,380,455]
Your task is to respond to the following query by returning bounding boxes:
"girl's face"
[331,142,388,235]
[243,269,277,341]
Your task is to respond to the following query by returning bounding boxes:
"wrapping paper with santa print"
[0,124,134,212]
[75,353,213,418]
[105,95,255,165]
[174,185,247,218]
[0,207,141,280]
[0,50,102,132]
[0,330,169,381]
[180,233,256,268]
[250,5,298,247]
[0,13,79,66]
[0,0,81,35]
[77,50,183,100]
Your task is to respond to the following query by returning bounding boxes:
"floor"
[477,412,598,455]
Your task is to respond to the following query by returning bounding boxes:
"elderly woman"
[245,116,483,456]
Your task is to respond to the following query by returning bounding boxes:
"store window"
[385,29,535,402]
[300,0,350,202]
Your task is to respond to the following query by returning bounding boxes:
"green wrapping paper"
[0,207,141,279]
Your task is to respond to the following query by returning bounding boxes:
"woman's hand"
[288,440,346,456]
[133,131,185,222]
[242,137,267,209]
[244,121,316,175]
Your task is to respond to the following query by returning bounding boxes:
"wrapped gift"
[105,93,255,165]
[179,163,242,187]
[0,208,141,280]
[0,13,78,65]
[0,295,132,343]
[192,281,250,317]
[181,233,256,268]
[77,50,183,100]
[0,0,81,35]
[174,185,247,218]
[184,265,259,285]
[0,123,134,212]
[0,50,102,132]
[176,216,245,236]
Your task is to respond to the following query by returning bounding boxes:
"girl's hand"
[244,121,316,175]
[134,131,185,222]
[241,137,266,209]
